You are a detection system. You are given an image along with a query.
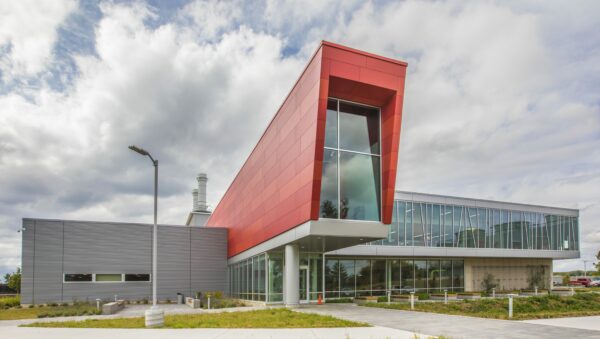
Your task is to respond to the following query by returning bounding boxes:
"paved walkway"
[0,304,420,338]
[296,304,600,339]
[0,326,418,339]
[523,315,600,331]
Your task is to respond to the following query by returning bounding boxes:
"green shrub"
[415,293,430,300]
[0,296,20,309]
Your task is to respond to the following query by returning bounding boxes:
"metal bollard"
[492,288,496,298]
[96,298,101,311]
[208,296,211,310]
[114,294,118,302]
[508,294,513,318]
[444,289,448,304]
[410,291,415,310]
[535,286,538,296]
[387,290,391,305]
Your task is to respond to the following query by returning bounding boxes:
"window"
[268,252,283,302]
[339,260,355,297]
[320,149,338,218]
[325,259,339,298]
[64,273,150,283]
[320,98,381,221]
[371,260,386,295]
[427,260,440,292]
[64,274,92,282]
[355,259,371,296]
[414,260,427,291]
[125,274,150,282]
[96,274,122,282]
[338,101,380,154]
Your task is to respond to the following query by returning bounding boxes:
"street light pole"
[584,260,588,278]
[128,145,164,327]
[152,157,158,307]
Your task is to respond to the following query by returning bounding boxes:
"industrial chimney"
[193,173,208,212]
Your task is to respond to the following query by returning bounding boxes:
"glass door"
[299,266,309,303]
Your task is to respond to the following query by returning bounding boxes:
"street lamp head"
[128,145,149,156]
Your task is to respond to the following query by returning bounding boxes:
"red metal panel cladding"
[206,41,407,257]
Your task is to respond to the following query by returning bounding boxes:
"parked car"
[590,278,600,287]
[568,278,592,287]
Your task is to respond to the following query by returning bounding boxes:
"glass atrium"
[371,199,579,251]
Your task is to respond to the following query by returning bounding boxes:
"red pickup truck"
[568,278,592,287]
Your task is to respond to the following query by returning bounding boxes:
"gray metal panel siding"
[62,221,152,302]
[191,227,227,293]
[20,219,35,304]
[21,219,228,304]
[63,221,151,273]
[32,220,63,304]
[157,226,191,300]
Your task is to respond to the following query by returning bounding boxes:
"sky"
[1,0,599,279]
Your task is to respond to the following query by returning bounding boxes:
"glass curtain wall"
[229,253,267,301]
[230,252,322,303]
[324,258,464,297]
[319,98,381,221]
[372,200,579,251]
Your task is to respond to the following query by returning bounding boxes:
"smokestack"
[195,173,208,212]
[192,188,199,211]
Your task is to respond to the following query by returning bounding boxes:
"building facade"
[20,41,580,305]
[20,219,227,304]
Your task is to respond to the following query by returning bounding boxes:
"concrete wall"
[464,258,552,291]
[21,219,227,304]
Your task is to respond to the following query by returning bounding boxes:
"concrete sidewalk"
[2,325,418,339]
[523,315,600,331]
[0,304,423,338]
[296,303,600,339]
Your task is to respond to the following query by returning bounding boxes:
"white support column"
[284,244,299,307]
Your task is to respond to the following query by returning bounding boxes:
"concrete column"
[284,244,299,307]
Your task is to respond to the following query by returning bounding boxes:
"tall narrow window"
[320,98,381,221]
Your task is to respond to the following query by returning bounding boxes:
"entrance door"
[299,266,309,303]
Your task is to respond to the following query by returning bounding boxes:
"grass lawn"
[23,308,368,328]
[362,293,600,320]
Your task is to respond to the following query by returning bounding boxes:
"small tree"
[562,275,571,285]
[320,200,338,218]
[527,266,546,290]
[595,250,600,272]
[4,267,21,294]
[481,273,498,292]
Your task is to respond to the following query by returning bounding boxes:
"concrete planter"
[391,295,419,302]
[457,293,481,300]
[552,289,575,297]
[430,294,457,301]
[519,291,548,297]
[185,297,201,309]
[353,296,378,304]
[102,300,124,315]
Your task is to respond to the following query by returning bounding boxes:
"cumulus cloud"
[0,0,598,276]
[0,0,77,82]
